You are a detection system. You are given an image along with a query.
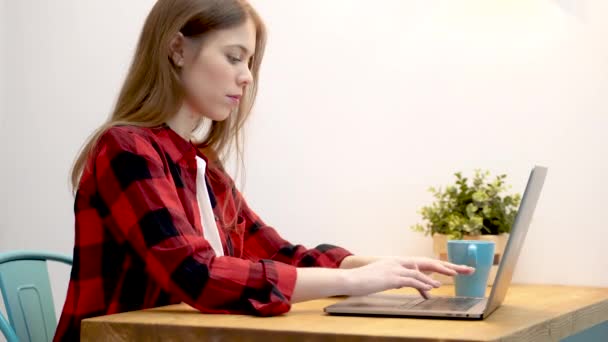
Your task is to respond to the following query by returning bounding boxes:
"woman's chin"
[202,111,231,122]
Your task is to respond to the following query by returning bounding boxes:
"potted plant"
[411,170,521,285]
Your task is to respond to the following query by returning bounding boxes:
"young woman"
[54,0,473,340]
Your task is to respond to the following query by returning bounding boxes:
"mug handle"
[466,244,478,268]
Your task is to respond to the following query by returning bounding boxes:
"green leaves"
[411,169,521,238]
[466,203,478,218]
[472,191,489,203]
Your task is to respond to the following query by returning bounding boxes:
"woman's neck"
[166,102,201,141]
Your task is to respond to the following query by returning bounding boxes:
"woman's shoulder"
[96,125,164,158]
[101,125,157,142]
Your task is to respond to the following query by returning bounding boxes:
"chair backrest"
[0,313,18,342]
[0,251,72,342]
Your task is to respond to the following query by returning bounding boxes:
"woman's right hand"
[343,258,441,297]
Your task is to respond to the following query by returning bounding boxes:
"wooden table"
[81,284,608,342]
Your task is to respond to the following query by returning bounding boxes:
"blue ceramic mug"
[447,240,495,298]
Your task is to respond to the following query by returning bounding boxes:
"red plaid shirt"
[54,125,352,341]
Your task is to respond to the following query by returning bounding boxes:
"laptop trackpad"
[413,297,483,311]
[345,295,424,308]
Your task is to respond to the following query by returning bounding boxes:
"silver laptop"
[324,166,547,320]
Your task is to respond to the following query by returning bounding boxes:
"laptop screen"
[484,166,548,316]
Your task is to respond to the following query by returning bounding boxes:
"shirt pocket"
[226,215,246,258]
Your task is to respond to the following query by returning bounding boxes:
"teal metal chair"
[0,251,72,342]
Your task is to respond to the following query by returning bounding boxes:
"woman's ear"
[169,32,186,67]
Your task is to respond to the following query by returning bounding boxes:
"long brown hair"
[70,0,266,191]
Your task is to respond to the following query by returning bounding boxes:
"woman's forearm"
[292,256,394,303]
[291,267,351,303]
[291,256,462,304]
[338,255,379,269]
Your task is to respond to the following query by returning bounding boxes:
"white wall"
[0,0,155,319]
[0,0,4,133]
[0,0,5,138]
[246,0,608,287]
[1,2,6,338]
[0,0,606,319]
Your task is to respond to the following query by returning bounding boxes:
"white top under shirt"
[195,156,224,256]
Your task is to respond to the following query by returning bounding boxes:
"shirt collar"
[153,124,200,164]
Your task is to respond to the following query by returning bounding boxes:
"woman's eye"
[227,55,242,64]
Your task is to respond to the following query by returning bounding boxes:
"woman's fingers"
[412,258,475,276]
[380,257,477,298]
[441,261,475,274]
[402,267,441,288]
[403,259,455,275]
[418,288,431,300]
[398,276,434,292]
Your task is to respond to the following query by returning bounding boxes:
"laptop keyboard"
[405,297,482,311]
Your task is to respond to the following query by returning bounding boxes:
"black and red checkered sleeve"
[233,187,353,268]
[94,128,297,315]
